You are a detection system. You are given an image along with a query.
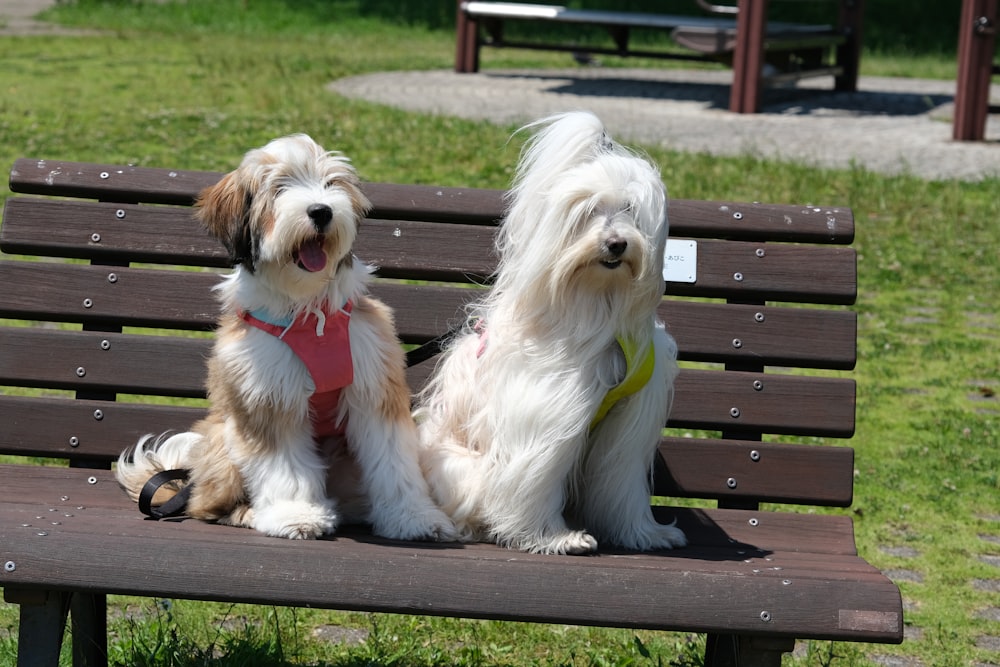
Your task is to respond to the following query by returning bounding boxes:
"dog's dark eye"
[325,177,340,189]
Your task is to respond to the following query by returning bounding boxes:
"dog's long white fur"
[116,134,455,541]
[415,112,686,554]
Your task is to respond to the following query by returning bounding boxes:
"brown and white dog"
[116,134,456,541]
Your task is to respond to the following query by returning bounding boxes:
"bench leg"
[71,593,108,667]
[730,0,768,113]
[4,588,70,667]
[835,0,865,92]
[954,0,998,140]
[455,0,480,72]
[704,634,794,667]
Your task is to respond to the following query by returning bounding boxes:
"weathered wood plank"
[655,437,853,506]
[0,327,853,436]
[0,397,854,506]
[0,467,901,642]
[8,160,854,242]
[0,262,855,368]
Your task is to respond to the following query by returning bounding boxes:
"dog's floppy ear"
[196,171,259,273]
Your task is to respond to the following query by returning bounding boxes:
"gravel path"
[330,66,1000,181]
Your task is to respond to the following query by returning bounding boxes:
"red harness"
[240,302,354,441]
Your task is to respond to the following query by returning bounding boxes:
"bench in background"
[455,0,865,112]
[1,157,901,667]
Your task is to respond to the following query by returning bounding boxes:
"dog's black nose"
[605,237,628,257]
[307,203,333,230]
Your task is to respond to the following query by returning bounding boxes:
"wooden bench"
[0,157,902,667]
[954,0,999,140]
[455,0,865,112]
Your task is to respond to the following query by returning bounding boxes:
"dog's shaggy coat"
[116,134,455,541]
[415,112,686,555]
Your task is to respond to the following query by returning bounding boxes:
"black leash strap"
[405,332,451,367]
[138,468,193,519]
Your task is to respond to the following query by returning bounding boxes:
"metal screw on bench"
[732,212,743,220]
[749,518,759,527]
[4,561,14,572]
[750,450,761,461]
[753,380,763,391]
[82,298,93,309]
[107,273,118,283]
[726,477,738,489]
[93,409,104,421]
[100,340,111,351]
[99,172,109,179]
[755,248,766,258]
[69,436,80,448]
[730,407,741,418]
[88,477,98,485]
[76,367,86,377]
[754,312,765,323]
[759,610,771,622]
[732,338,743,349]
[733,272,744,282]
[115,209,126,219]
[91,233,101,243]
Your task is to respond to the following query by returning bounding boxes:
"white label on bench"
[663,239,697,283]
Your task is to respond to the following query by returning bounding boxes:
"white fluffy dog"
[116,134,455,542]
[415,112,686,555]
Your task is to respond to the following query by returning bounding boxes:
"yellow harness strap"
[589,335,655,431]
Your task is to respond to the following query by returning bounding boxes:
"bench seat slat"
[0,466,862,557]
[0,262,856,369]
[0,396,852,506]
[0,467,902,643]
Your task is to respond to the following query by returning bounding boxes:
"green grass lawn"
[1,1,999,665]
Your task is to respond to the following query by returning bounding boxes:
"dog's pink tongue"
[294,238,327,272]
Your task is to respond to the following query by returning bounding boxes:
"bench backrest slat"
[0,329,211,398]
[0,394,853,505]
[2,198,856,303]
[657,437,854,506]
[0,325,851,437]
[9,158,855,241]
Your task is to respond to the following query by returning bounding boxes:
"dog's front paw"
[373,505,458,543]
[528,530,599,555]
[253,500,340,539]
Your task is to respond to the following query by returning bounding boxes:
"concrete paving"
[331,66,1000,181]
